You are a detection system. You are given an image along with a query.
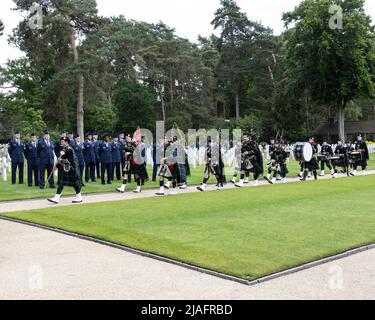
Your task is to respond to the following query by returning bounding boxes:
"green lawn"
[2,175,375,281]
[1,159,373,202]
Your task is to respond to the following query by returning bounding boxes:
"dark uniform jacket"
[57,146,81,188]
[8,139,25,163]
[83,140,96,163]
[321,145,334,157]
[98,141,112,164]
[354,141,369,160]
[111,141,121,163]
[37,139,55,165]
[71,141,85,167]
[24,141,39,165]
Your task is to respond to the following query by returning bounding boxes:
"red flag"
[133,127,141,143]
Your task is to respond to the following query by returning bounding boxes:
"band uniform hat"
[60,137,71,144]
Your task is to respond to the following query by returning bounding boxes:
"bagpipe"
[47,147,71,181]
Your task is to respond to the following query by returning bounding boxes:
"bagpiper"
[197,138,226,192]
[264,140,289,184]
[131,136,149,193]
[116,134,137,193]
[156,137,180,195]
[235,134,263,187]
[47,137,83,204]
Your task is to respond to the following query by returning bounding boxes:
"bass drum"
[294,142,313,162]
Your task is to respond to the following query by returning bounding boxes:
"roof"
[314,120,375,135]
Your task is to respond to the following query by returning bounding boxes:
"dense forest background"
[1,0,375,142]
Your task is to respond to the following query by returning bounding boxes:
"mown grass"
[2,175,375,281]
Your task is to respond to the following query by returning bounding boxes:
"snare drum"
[331,155,344,166]
[294,142,313,162]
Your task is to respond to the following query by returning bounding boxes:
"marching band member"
[131,136,149,193]
[300,137,319,181]
[47,137,83,204]
[319,140,334,176]
[332,140,349,178]
[156,137,180,195]
[350,135,369,176]
[264,140,289,184]
[235,134,263,187]
[197,139,226,192]
[116,135,136,193]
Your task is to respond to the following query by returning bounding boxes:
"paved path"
[1,170,374,213]
[0,220,374,300]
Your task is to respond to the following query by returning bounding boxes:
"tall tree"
[283,0,375,140]
[212,0,271,119]
[11,0,100,138]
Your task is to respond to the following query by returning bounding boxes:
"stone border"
[1,215,374,287]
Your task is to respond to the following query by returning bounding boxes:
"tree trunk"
[159,87,166,124]
[235,91,240,120]
[70,30,84,139]
[169,67,174,112]
[338,100,346,141]
[304,93,310,135]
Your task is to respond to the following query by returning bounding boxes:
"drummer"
[332,140,349,178]
[350,135,369,176]
[300,137,319,181]
[319,140,334,176]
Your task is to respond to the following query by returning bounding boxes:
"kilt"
[176,163,187,183]
[205,163,226,183]
[57,148,81,188]
[241,158,253,171]
[279,163,289,176]
[304,156,319,171]
[131,161,149,181]
[159,163,178,180]
[249,158,263,175]
[122,159,132,175]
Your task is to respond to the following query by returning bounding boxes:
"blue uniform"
[83,140,96,182]
[98,141,112,184]
[8,139,25,184]
[24,141,39,187]
[37,139,55,188]
[71,141,85,183]
[111,141,122,181]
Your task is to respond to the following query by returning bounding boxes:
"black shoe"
[40,186,45,190]
[116,188,124,193]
